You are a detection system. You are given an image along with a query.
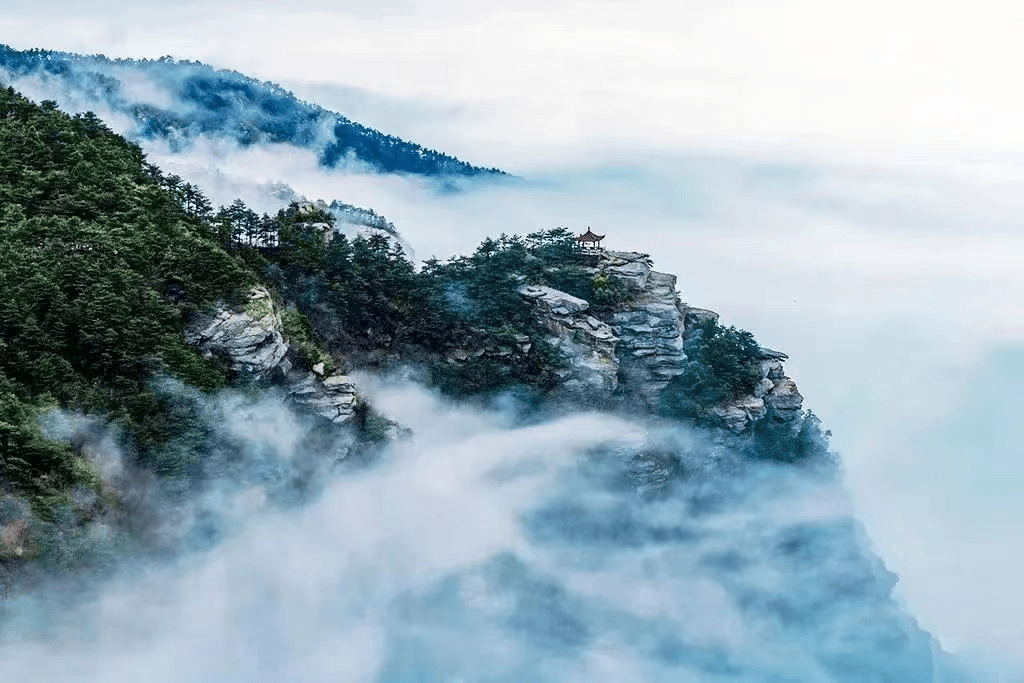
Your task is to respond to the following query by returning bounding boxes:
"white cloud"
[5,0,1024,167]
[1,379,944,681]
[3,0,1024,668]
[121,126,1024,662]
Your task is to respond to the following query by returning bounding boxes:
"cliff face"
[593,251,689,407]
[183,288,361,425]
[523,251,806,442]
[518,285,619,394]
[193,256,806,446]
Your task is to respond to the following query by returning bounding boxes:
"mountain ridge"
[0,44,507,178]
[0,84,948,681]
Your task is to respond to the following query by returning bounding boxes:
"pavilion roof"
[576,228,605,242]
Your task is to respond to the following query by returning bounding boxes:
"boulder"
[518,285,590,313]
[760,359,786,380]
[710,396,767,433]
[183,289,288,378]
[757,346,789,361]
[765,379,803,412]
[593,250,654,292]
[684,307,720,331]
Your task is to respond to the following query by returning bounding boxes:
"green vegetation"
[0,44,506,178]
[752,410,832,464]
[0,87,251,502]
[243,296,274,321]
[280,307,338,375]
[258,224,590,396]
[0,84,612,515]
[659,319,764,420]
[0,85,830,587]
[587,272,631,312]
[351,401,396,444]
[658,317,832,464]
[0,383,78,498]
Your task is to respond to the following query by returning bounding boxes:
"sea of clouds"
[0,377,950,682]
[2,1,1024,676]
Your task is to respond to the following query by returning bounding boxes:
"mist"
[3,0,1024,674]
[4,82,1018,663]
[1,375,952,681]
[127,137,1024,671]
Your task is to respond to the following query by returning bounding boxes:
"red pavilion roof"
[576,228,605,242]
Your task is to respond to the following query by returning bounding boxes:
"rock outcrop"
[590,252,689,407]
[517,250,805,439]
[184,288,360,424]
[518,285,619,394]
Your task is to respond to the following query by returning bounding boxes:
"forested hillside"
[0,44,506,177]
[1,89,828,594]
[0,88,599,518]
[0,87,257,507]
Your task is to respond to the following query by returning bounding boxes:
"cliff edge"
[521,250,808,448]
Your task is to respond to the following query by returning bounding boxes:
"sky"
[6,0,1024,167]
[3,0,1024,672]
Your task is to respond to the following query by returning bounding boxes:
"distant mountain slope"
[0,44,505,178]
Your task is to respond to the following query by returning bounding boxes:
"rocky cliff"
[518,285,619,394]
[589,251,689,407]
[192,256,808,450]
[523,250,806,441]
[183,288,362,425]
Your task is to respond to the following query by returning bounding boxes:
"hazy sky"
[4,0,1024,672]
[5,0,1024,167]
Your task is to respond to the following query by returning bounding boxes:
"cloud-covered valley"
[3,1,1024,676]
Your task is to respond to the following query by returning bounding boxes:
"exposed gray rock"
[709,395,767,433]
[709,375,804,436]
[185,288,361,425]
[518,285,619,394]
[760,359,787,380]
[590,250,654,292]
[754,377,775,399]
[506,251,808,438]
[764,378,804,413]
[563,250,807,438]
[685,307,719,328]
[757,346,789,360]
[519,285,590,314]
[587,252,689,408]
[183,288,290,377]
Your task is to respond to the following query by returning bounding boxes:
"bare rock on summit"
[516,249,808,439]
[183,288,289,377]
[590,251,690,408]
[764,378,804,413]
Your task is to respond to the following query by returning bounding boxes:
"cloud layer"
[0,379,944,681]
[2,0,1024,668]
[5,0,1024,168]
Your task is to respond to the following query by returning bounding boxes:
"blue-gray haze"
[2,33,1023,680]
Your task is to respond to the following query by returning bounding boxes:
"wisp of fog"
[3,35,1024,676]
[0,375,949,682]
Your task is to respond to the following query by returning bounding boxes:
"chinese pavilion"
[575,227,605,249]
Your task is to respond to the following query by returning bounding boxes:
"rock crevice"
[519,284,620,394]
[591,251,689,408]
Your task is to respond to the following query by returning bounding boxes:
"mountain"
[0,44,506,178]
[0,86,947,680]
